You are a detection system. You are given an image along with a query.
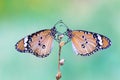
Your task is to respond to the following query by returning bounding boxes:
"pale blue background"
[0,0,120,80]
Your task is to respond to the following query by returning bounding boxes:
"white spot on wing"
[72,42,79,55]
[24,36,28,42]
[24,43,27,47]
[24,36,28,47]
[97,34,103,45]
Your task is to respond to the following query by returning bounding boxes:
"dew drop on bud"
[59,41,65,47]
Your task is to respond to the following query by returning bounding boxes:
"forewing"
[15,29,54,58]
[71,30,111,56]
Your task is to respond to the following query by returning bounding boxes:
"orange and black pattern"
[66,29,111,56]
[15,27,57,58]
[15,21,111,58]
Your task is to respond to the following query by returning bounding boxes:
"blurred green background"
[0,0,120,80]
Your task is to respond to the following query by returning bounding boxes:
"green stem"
[58,45,62,72]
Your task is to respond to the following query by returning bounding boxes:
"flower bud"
[59,41,65,47]
[59,35,64,39]
[56,72,61,80]
[59,59,65,66]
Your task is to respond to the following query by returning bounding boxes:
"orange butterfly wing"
[69,30,111,56]
[15,29,55,58]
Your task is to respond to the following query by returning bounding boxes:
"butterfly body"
[15,21,111,58]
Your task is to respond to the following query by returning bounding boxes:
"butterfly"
[15,20,111,58]
[66,29,111,56]
[15,27,57,58]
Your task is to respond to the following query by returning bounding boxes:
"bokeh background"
[0,0,120,80]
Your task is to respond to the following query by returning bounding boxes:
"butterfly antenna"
[54,20,63,27]
[60,21,69,29]
[54,20,69,29]
[56,21,69,34]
